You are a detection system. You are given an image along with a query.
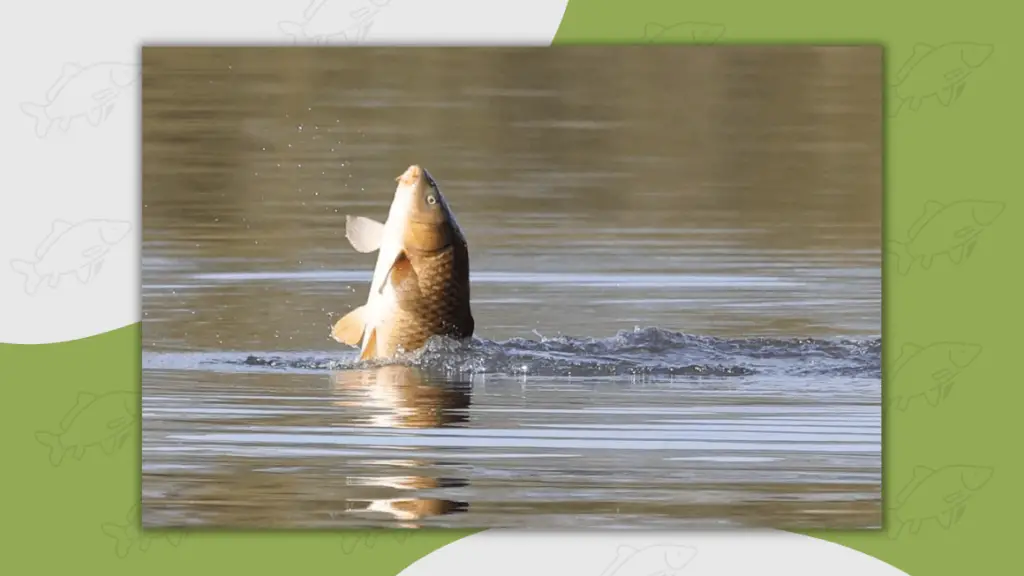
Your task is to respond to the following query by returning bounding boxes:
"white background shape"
[398,530,909,576]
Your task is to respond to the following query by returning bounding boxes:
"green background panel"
[3,0,1019,574]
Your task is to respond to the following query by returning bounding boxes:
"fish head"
[957,466,994,491]
[948,343,982,368]
[969,201,1004,226]
[957,43,994,68]
[97,220,132,245]
[109,64,141,88]
[392,164,465,253]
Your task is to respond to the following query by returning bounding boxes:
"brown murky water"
[141,46,882,530]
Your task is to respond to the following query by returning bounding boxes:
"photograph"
[141,45,882,530]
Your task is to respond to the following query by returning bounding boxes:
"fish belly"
[376,247,473,358]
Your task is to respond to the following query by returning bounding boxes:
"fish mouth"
[99,221,132,244]
[961,466,994,491]
[397,164,424,187]
[111,64,142,88]
[960,44,994,68]
[972,201,1004,225]
[949,344,982,367]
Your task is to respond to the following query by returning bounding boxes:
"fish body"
[890,43,993,116]
[102,504,185,558]
[599,544,698,576]
[889,342,981,410]
[887,200,1003,274]
[279,0,390,43]
[11,219,132,294]
[21,62,139,137]
[35,391,135,466]
[332,165,474,360]
[889,465,993,537]
[643,22,725,43]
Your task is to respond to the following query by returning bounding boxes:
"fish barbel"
[332,164,474,360]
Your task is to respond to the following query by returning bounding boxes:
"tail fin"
[885,514,905,540]
[10,259,44,295]
[34,431,65,466]
[101,523,134,558]
[20,102,52,138]
[886,240,914,276]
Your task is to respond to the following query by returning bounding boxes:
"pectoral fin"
[345,216,385,254]
[386,252,421,307]
[332,305,367,346]
[379,250,417,295]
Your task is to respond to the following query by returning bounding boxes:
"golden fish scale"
[379,242,473,356]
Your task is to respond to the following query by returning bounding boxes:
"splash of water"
[222,326,880,380]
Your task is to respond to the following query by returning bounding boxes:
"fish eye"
[426,195,437,205]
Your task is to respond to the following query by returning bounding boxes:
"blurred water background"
[142,46,882,530]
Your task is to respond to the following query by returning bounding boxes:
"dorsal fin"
[894,44,933,84]
[907,201,945,239]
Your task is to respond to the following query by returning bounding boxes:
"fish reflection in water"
[329,365,471,528]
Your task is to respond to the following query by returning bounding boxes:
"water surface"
[142,46,882,530]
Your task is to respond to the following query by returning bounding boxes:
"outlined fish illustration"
[10,219,132,295]
[35,391,136,466]
[101,504,186,558]
[642,22,725,43]
[887,465,993,539]
[340,530,412,554]
[889,42,993,117]
[889,342,982,410]
[279,0,392,44]
[341,533,377,554]
[20,62,139,137]
[598,544,698,576]
[887,200,1003,275]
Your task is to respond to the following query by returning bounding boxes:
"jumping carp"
[331,164,474,360]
